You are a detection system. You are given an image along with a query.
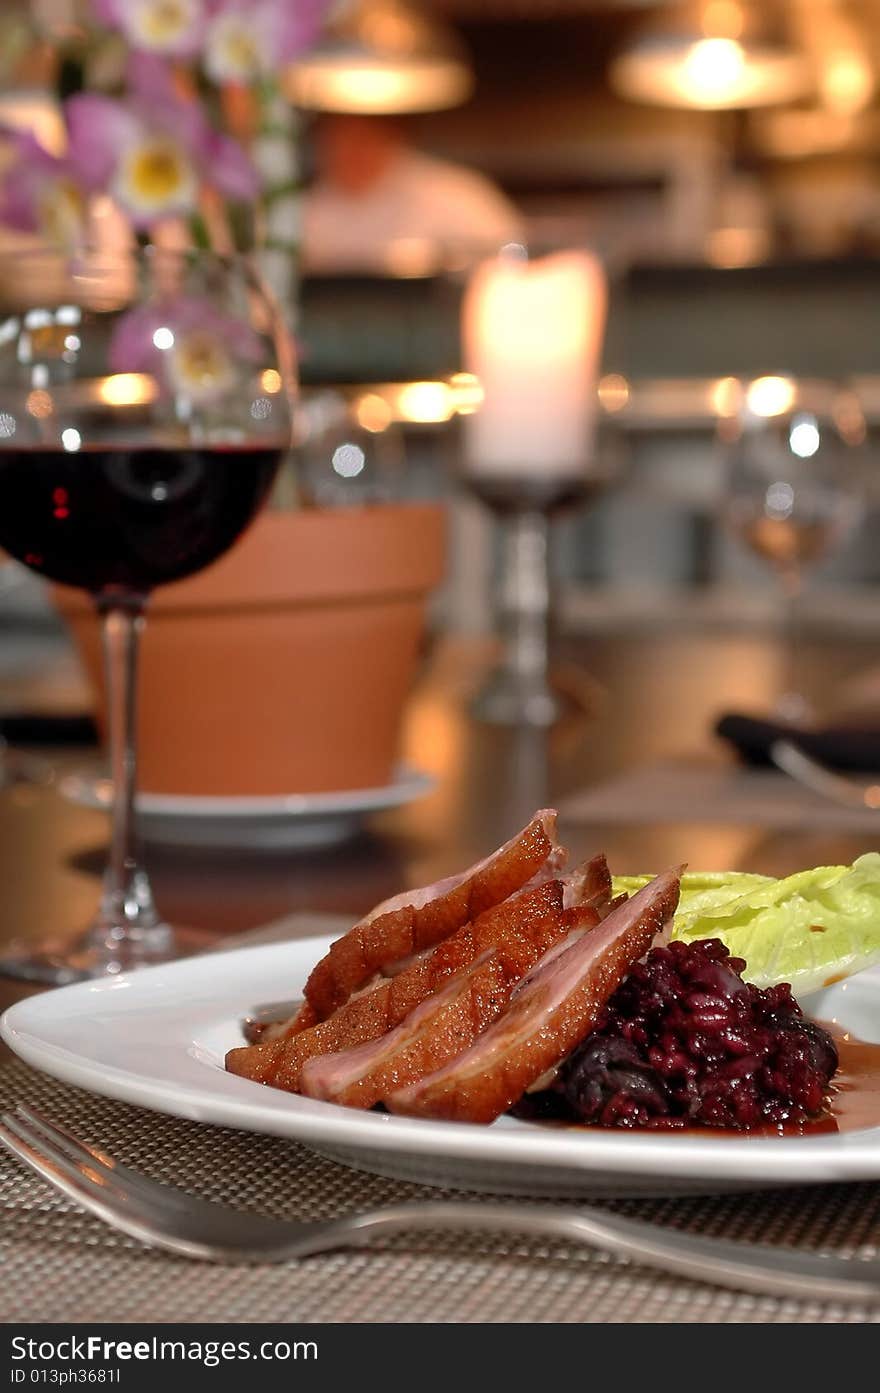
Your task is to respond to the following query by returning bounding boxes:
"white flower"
[204,1,323,82]
[114,0,204,55]
[169,329,237,402]
[205,10,266,83]
[111,135,199,222]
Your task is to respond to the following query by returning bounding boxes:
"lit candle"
[462,249,607,477]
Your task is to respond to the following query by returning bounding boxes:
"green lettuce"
[612,855,880,995]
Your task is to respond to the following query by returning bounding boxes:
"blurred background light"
[287,0,473,114]
[395,379,455,423]
[97,373,158,408]
[820,49,876,117]
[746,375,797,418]
[788,414,821,459]
[610,0,810,110]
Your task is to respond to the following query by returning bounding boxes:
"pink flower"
[205,0,327,82]
[110,293,264,402]
[0,130,87,246]
[91,0,327,68]
[91,0,207,57]
[65,55,259,227]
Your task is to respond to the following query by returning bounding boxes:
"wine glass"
[0,246,294,984]
[295,387,406,507]
[723,377,865,724]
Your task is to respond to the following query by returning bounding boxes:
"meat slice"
[386,867,682,1125]
[225,854,610,1092]
[302,810,560,1019]
[246,998,317,1046]
[249,849,609,1047]
[226,876,567,1088]
[253,867,564,1048]
[252,824,596,1047]
[227,981,396,1086]
[300,904,600,1109]
[560,851,610,911]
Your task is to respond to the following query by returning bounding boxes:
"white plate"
[58,765,435,850]
[3,938,879,1198]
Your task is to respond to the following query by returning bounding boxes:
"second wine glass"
[723,378,865,724]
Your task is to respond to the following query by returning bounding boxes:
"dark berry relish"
[513,938,839,1130]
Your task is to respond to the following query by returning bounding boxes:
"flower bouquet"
[0,0,330,310]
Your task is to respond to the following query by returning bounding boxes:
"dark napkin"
[715,712,880,772]
[0,713,98,746]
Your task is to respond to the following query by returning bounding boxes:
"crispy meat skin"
[387,868,682,1124]
[300,904,600,1108]
[226,985,396,1086]
[303,812,559,1019]
[225,875,571,1090]
[284,1000,318,1035]
[249,998,317,1045]
[225,855,610,1090]
[253,851,610,1049]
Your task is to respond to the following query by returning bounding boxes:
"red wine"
[0,445,282,595]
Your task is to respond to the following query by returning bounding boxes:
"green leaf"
[614,858,880,995]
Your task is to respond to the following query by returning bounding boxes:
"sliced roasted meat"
[254,826,596,1048]
[246,998,317,1046]
[225,854,610,1091]
[227,981,396,1086]
[386,867,682,1125]
[300,904,601,1108]
[302,810,561,1019]
[226,876,567,1087]
[281,1000,318,1036]
[561,851,610,911]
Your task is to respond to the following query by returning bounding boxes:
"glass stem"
[778,565,809,723]
[92,598,161,942]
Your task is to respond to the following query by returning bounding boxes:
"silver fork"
[2,1106,880,1303]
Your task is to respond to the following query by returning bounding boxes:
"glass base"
[471,669,564,728]
[471,663,606,729]
[0,922,216,986]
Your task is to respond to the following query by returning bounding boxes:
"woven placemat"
[1,1059,878,1324]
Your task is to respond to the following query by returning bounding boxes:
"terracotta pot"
[53,504,446,796]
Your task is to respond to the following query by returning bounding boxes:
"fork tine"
[1,1111,121,1194]
[13,1104,118,1178]
[1,1112,277,1263]
[3,1109,158,1215]
[7,1108,240,1222]
[0,1113,130,1216]
[0,1114,186,1256]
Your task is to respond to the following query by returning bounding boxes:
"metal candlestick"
[466,473,601,727]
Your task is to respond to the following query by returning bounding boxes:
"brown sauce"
[808,1028,880,1137]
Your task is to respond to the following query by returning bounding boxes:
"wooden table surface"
[2,626,880,1048]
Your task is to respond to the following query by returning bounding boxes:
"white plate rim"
[58,765,436,819]
[2,937,879,1188]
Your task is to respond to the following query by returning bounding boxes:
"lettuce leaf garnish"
[612,855,880,995]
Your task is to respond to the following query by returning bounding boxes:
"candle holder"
[466,472,603,727]
[459,244,609,725]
